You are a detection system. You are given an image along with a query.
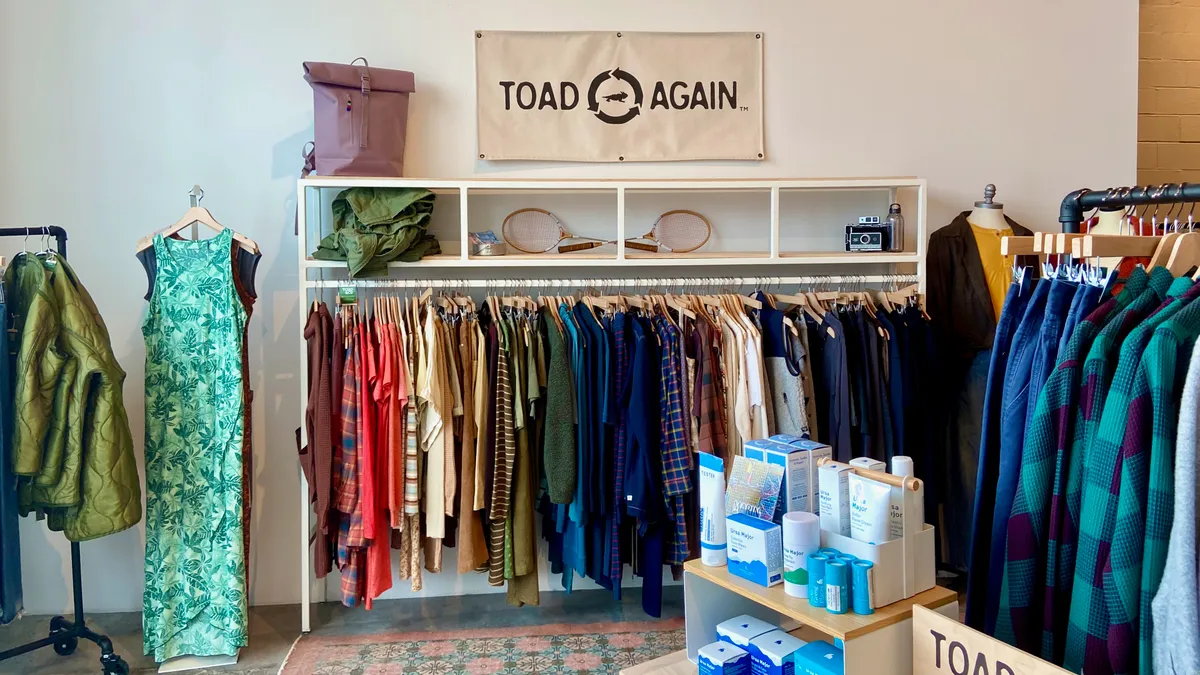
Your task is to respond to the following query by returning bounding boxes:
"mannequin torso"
[1089,207,1129,270]
[967,206,1009,231]
[1089,208,1126,235]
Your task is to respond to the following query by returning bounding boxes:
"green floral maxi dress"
[142,229,248,662]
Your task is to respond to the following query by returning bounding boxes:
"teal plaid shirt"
[1118,293,1200,675]
[1053,268,1172,664]
[1065,274,1197,674]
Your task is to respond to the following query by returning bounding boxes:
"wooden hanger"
[1078,234,1161,259]
[650,293,678,329]
[773,290,824,324]
[1053,233,1085,258]
[873,290,895,314]
[1001,235,1039,257]
[622,293,647,310]
[1040,233,1057,255]
[136,185,258,253]
[739,294,763,310]
[666,294,696,320]
[1031,232,1046,254]
[1166,230,1200,275]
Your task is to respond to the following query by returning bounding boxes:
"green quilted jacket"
[7,254,141,541]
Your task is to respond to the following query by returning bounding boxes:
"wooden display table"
[682,559,958,675]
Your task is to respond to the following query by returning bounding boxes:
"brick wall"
[1140,0,1200,184]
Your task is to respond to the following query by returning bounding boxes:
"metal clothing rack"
[0,226,129,675]
[298,272,918,630]
[306,274,918,289]
[1060,182,1200,232]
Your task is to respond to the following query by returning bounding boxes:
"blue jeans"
[1057,283,1101,358]
[983,277,1051,635]
[1024,279,1079,424]
[965,276,1035,630]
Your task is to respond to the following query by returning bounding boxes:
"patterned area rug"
[280,618,686,675]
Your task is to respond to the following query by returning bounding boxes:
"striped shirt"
[488,319,516,586]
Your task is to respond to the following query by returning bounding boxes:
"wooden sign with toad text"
[912,606,1070,675]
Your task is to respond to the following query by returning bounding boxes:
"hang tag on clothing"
[338,285,358,305]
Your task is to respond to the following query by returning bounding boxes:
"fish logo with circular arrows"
[587,68,643,125]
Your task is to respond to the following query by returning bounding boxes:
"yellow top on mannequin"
[969,222,1013,321]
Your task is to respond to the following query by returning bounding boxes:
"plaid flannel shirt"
[999,268,1148,660]
[335,344,365,606]
[655,316,692,565]
[334,345,359,516]
[610,312,631,587]
[1065,274,1197,674]
[692,320,727,458]
[1116,290,1200,675]
[1052,269,1172,658]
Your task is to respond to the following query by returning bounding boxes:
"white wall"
[0,0,1136,614]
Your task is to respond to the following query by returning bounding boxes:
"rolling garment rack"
[0,226,128,675]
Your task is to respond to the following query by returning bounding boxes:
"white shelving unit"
[296,176,927,272]
[294,176,927,632]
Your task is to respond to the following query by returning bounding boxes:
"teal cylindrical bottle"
[824,560,850,614]
[807,553,829,608]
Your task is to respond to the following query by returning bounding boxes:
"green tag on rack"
[338,286,358,305]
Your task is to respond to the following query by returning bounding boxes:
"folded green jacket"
[311,187,440,276]
[7,254,141,541]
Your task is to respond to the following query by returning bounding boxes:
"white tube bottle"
[890,455,924,539]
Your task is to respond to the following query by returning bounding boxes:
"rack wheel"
[101,654,129,675]
[52,635,78,656]
[48,615,77,656]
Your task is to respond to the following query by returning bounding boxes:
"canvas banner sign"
[475,31,764,162]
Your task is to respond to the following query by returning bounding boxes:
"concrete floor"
[0,587,684,675]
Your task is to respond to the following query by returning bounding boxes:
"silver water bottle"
[885,203,904,252]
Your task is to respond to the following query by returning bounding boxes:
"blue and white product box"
[770,435,834,515]
[716,615,778,650]
[698,641,752,675]
[747,630,807,675]
[818,462,853,536]
[746,439,807,520]
[793,641,844,675]
[848,457,886,473]
[727,513,784,587]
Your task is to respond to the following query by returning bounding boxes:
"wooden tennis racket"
[501,208,613,254]
[625,210,712,253]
